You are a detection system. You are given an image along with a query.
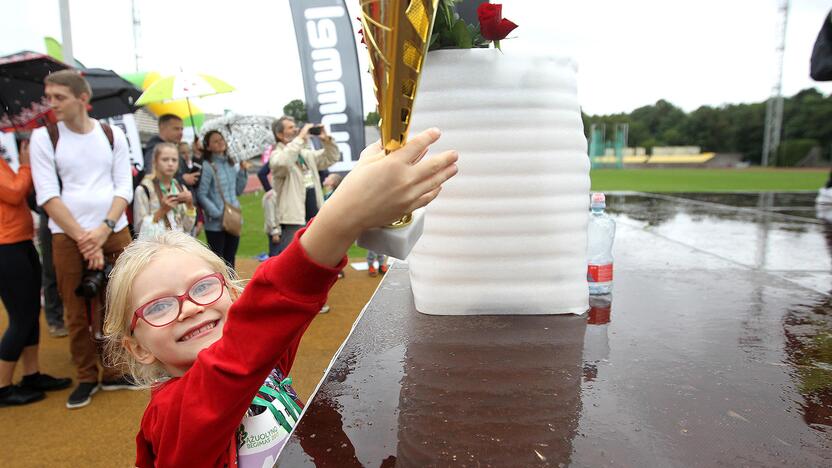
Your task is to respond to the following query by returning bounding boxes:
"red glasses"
[130,273,226,334]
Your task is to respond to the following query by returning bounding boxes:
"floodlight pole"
[58,0,75,67]
[762,0,789,167]
[132,0,143,72]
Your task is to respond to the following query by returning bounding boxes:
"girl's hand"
[154,195,177,222]
[332,127,457,232]
[177,190,193,206]
[301,128,458,267]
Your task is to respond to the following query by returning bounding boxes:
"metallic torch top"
[360,0,439,154]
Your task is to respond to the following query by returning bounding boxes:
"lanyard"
[159,181,178,196]
[248,378,302,433]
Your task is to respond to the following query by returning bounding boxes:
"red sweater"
[135,227,345,467]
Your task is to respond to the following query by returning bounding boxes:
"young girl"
[133,143,196,238]
[103,129,457,467]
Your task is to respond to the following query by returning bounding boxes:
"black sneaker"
[101,376,140,391]
[66,382,100,409]
[0,385,45,407]
[19,372,72,392]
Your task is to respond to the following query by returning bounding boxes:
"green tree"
[584,88,832,165]
[283,99,308,123]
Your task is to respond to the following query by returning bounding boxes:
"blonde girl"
[103,129,458,466]
[132,142,195,237]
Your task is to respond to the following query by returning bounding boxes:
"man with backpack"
[29,70,137,409]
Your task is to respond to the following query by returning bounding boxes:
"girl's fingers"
[413,149,458,183]
[411,146,430,165]
[408,186,442,212]
[359,139,383,160]
[391,128,441,163]
[415,160,458,197]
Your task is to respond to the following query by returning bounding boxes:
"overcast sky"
[2,0,832,117]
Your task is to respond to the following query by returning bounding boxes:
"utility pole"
[58,0,75,66]
[762,0,789,167]
[132,0,142,72]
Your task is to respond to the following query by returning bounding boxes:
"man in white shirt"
[29,70,135,409]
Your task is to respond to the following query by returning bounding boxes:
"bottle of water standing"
[587,193,616,295]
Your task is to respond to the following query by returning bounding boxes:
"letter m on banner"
[290,0,365,172]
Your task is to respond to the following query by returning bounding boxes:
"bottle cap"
[590,192,606,209]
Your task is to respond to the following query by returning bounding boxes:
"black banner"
[289,0,365,171]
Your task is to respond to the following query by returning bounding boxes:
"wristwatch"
[103,219,116,231]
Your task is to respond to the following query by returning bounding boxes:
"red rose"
[477,3,518,41]
[356,17,366,45]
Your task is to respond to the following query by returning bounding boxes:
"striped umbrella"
[135,72,234,132]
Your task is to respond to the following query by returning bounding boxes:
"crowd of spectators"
[0,69,372,409]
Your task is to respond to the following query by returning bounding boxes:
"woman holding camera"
[196,130,249,268]
[133,142,196,238]
[0,141,71,407]
[269,116,340,256]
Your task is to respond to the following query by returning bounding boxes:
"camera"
[308,125,323,135]
[75,262,114,299]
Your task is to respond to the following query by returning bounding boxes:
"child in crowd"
[133,143,196,238]
[103,129,457,467]
[367,250,388,277]
[322,173,342,201]
[262,187,281,258]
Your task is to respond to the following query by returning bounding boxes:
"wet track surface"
[277,192,832,467]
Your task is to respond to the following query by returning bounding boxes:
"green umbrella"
[135,72,234,132]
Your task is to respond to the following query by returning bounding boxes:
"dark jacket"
[142,135,165,174]
[811,10,832,81]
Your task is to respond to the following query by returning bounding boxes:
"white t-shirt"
[30,120,133,234]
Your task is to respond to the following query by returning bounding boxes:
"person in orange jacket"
[0,140,71,407]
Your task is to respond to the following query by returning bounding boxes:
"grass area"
[590,168,828,192]
[210,191,368,259]
[225,168,826,257]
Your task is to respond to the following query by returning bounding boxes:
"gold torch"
[356,0,440,259]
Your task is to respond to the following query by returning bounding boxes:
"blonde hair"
[104,231,244,387]
[150,142,179,180]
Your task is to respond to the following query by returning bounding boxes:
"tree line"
[582,88,832,165]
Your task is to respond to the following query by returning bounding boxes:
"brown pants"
[53,228,131,383]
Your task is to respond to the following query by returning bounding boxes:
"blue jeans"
[267,234,280,257]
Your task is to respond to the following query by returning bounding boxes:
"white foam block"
[356,209,425,261]
[407,49,590,316]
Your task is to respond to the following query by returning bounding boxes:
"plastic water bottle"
[582,294,612,381]
[587,193,616,295]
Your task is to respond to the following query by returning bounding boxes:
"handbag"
[209,161,242,236]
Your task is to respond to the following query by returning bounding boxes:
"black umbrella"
[82,68,142,119]
[0,51,66,131]
[0,51,142,131]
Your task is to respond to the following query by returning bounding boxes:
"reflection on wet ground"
[278,192,831,467]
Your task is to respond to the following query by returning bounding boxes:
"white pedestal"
[357,209,425,260]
